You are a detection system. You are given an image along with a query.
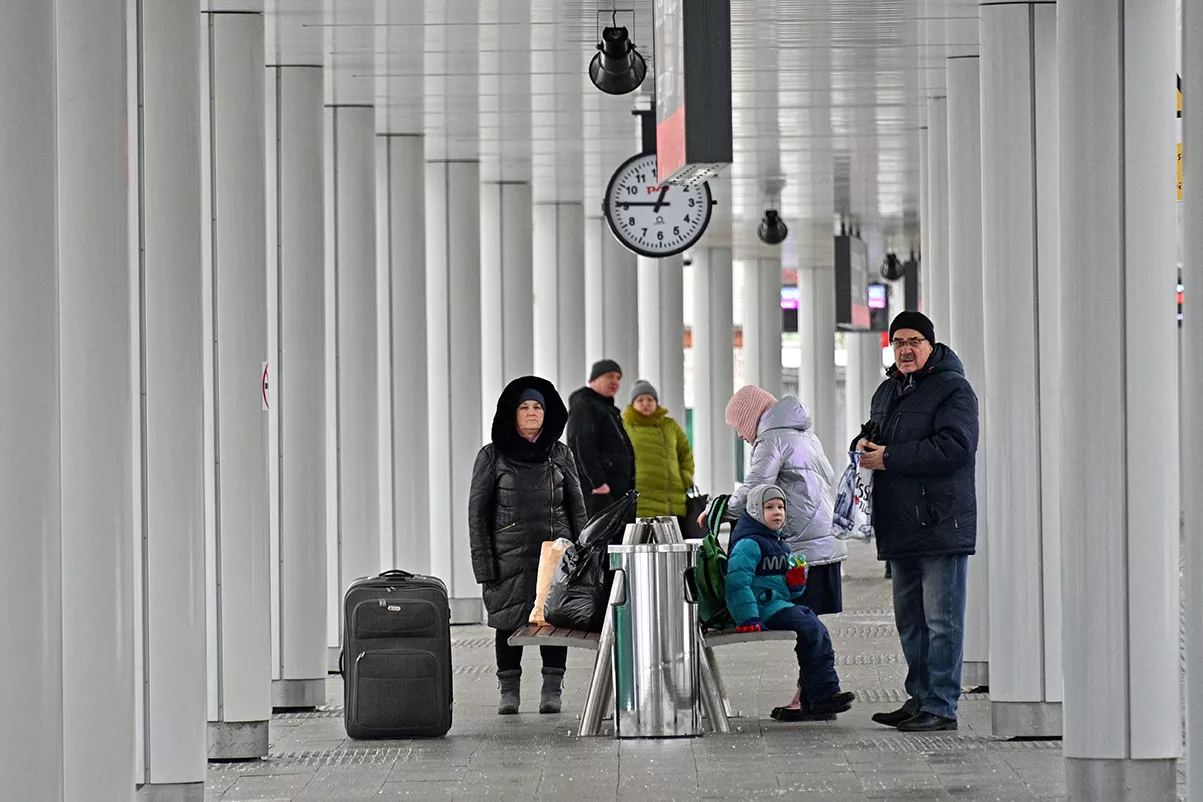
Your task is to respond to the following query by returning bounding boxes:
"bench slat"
[509,625,790,650]
[703,629,794,648]
[507,624,601,651]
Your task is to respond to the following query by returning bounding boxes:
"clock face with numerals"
[602,152,714,258]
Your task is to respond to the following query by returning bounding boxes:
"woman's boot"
[539,667,565,714]
[497,669,522,715]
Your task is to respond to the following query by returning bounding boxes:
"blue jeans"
[890,555,968,720]
[765,605,840,703]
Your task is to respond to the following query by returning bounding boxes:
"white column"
[846,333,886,445]
[374,0,428,579]
[981,2,1063,739]
[266,62,327,709]
[919,127,930,314]
[637,256,687,419]
[480,180,534,419]
[843,333,879,448]
[533,203,587,392]
[531,1,586,395]
[0,4,62,799]
[378,133,430,574]
[135,0,208,792]
[692,247,736,494]
[425,0,482,620]
[1184,1,1203,798]
[803,266,840,470]
[478,0,532,422]
[1060,0,1179,796]
[946,54,990,692]
[585,217,641,382]
[741,258,783,398]
[327,103,379,615]
[201,6,271,759]
[925,96,951,338]
[427,162,483,620]
[843,334,864,453]
[58,0,135,797]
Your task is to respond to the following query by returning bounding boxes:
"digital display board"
[653,0,733,185]
[780,285,799,310]
[867,284,888,309]
[834,234,871,330]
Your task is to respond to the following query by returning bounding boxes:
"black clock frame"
[601,151,716,259]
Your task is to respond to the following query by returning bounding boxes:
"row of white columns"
[924,1,1182,798]
[0,3,783,800]
[0,0,215,798]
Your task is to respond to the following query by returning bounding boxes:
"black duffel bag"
[543,491,637,631]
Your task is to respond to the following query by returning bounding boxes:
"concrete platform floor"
[204,543,1185,801]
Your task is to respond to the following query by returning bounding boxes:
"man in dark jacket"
[567,359,636,518]
[859,311,978,733]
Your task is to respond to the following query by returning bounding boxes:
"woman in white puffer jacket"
[721,385,847,614]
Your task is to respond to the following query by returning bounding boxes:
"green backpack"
[694,494,735,630]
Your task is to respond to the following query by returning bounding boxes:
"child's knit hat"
[746,484,786,529]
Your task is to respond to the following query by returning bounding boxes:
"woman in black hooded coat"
[468,376,588,715]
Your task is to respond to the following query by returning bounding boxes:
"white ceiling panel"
[274,0,981,262]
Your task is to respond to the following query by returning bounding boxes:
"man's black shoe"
[897,712,958,732]
[871,706,917,727]
[809,691,856,715]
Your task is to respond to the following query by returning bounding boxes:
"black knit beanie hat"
[590,359,622,382]
[888,311,935,345]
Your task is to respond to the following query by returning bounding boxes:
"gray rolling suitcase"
[341,569,453,738]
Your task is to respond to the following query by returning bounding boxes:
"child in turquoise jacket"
[727,484,855,719]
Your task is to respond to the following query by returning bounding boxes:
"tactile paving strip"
[265,747,409,767]
[272,707,343,720]
[451,637,495,648]
[844,734,1061,753]
[836,653,905,666]
[837,607,895,618]
[846,688,989,703]
[828,624,898,639]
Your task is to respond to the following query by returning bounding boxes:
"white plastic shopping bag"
[831,451,874,543]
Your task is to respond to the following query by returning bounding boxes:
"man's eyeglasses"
[890,337,927,350]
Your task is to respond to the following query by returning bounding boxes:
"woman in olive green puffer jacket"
[622,380,695,518]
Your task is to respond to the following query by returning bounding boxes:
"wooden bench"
[509,625,793,650]
[508,625,600,650]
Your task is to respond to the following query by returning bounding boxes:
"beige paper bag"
[529,538,572,625]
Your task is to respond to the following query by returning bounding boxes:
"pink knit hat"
[725,385,777,443]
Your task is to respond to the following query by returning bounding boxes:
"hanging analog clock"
[602,152,715,258]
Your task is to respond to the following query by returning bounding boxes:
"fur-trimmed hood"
[490,375,568,463]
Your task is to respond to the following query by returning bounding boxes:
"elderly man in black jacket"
[567,359,637,518]
[859,311,979,733]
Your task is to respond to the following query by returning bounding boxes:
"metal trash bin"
[608,541,701,738]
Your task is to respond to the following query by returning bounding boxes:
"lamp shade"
[588,26,646,95]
